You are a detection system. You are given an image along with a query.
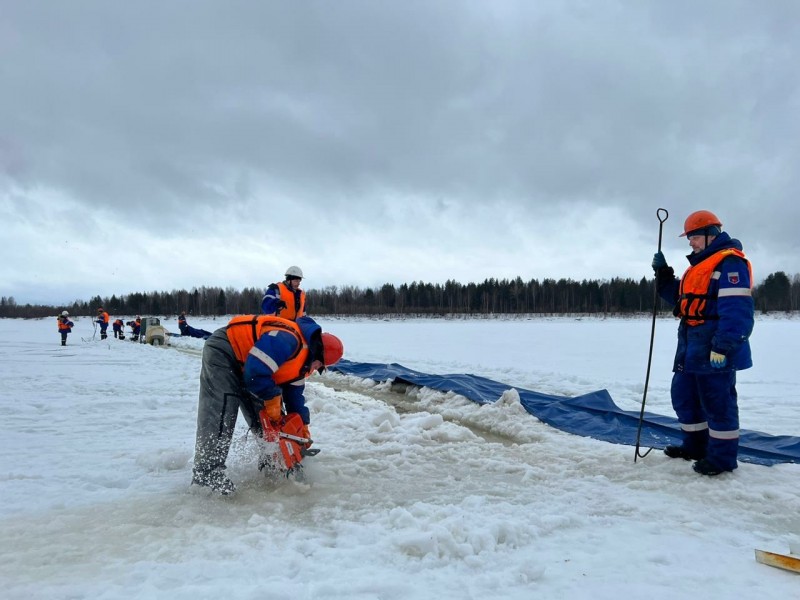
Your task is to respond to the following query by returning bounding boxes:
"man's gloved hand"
[262,394,282,422]
[652,251,668,271]
[710,351,727,369]
[276,300,287,310]
[301,424,312,448]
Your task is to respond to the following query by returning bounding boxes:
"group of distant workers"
[56,309,140,345]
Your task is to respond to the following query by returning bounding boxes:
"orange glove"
[262,395,282,422]
[301,425,312,448]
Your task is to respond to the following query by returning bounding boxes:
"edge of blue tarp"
[329,359,800,467]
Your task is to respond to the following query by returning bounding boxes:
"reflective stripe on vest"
[677,248,751,326]
[226,315,309,384]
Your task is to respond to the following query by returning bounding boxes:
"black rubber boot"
[692,458,732,476]
[191,468,235,495]
[664,445,705,461]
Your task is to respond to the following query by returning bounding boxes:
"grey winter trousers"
[192,328,261,477]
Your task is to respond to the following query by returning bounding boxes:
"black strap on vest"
[227,316,304,363]
[676,292,720,322]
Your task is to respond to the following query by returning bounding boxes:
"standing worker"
[96,307,110,340]
[191,314,343,495]
[57,311,74,346]
[652,210,754,476]
[261,266,306,320]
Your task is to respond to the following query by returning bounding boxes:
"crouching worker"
[191,315,344,495]
[126,317,141,342]
[57,311,74,346]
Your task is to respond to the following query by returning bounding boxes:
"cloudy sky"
[2,1,799,305]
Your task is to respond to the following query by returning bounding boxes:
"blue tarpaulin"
[330,359,800,466]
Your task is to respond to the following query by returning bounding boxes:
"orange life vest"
[276,282,306,320]
[226,315,310,384]
[677,248,751,326]
[57,318,71,332]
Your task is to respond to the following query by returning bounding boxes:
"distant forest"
[2,271,799,319]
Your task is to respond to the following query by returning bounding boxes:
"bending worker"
[191,314,343,494]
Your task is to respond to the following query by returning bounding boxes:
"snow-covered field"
[1,314,799,599]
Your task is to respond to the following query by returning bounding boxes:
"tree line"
[2,271,799,319]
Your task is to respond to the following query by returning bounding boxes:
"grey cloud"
[2,0,799,299]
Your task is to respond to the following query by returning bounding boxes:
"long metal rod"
[634,208,669,461]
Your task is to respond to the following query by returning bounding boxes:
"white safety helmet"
[285,265,304,279]
[61,311,69,317]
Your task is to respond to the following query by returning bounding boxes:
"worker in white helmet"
[261,265,306,320]
[57,311,74,346]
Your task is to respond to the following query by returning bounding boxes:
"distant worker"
[126,316,141,342]
[96,307,110,340]
[652,210,754,476]
[178,312,212,339]
[191,315,343,495]
[261,265,306,320]
[112,318,125,340]
[57,311,74,346]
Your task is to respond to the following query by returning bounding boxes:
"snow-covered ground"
[1,314,798,599]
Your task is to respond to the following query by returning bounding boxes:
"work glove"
[709,351,727,369]
[276,300,287,310]
[301,424,312,448]
[652,251,668,271]
[262,394,282,422]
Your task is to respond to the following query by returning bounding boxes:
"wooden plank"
[755,549,800,574]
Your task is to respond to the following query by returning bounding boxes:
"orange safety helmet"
[679,210,722,237]
[321,333,344,366]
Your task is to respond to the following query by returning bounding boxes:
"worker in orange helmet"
[191,314,343,495]
[651,210,754,476]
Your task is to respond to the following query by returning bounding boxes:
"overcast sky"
[2,1,799,305]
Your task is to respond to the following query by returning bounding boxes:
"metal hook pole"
[634,208,669,461]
